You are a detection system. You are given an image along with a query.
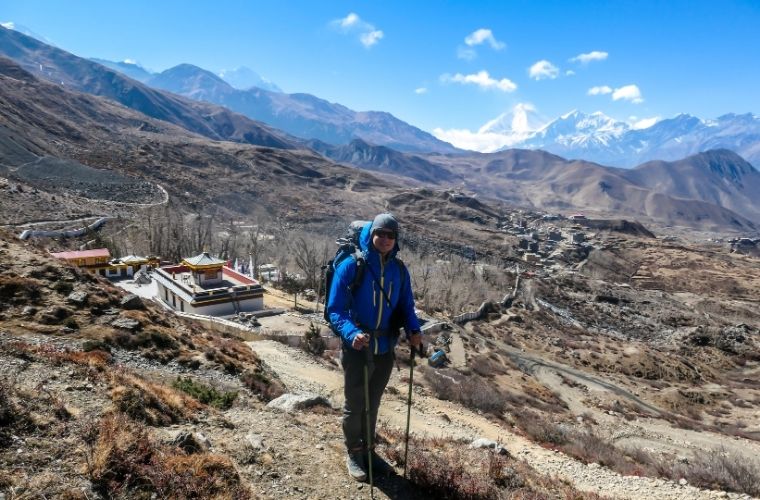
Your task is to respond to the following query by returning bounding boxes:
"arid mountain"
[0,55,391,225]
[146,63,460,154]
[1,24,757,234]
[620,149,760,223]
[306,138,461,184]
[427,149,758,231]
[0,27,297,150]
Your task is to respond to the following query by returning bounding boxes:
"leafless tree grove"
[105,207,515,317]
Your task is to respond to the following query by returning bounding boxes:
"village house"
[152,252,264,316]
[49,248,158,278]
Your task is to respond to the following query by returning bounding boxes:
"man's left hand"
[409,332,422,348]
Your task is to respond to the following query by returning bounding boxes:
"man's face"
[372,229,396,257]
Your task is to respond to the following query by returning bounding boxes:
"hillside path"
[248,340,742,500]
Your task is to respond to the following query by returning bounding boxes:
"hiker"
[327,213,423,481]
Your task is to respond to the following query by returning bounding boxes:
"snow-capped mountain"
[217,66,281,92]
[479,103,548,136]
[526,110,629,149]
[90,58,153,82]
[498,110,760,168]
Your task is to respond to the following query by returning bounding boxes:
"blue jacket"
[327,222,421,354]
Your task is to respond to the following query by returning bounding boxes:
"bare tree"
[290,235,329,290]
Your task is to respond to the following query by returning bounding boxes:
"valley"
[0,20,759,500]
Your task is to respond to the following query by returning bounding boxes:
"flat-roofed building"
[153,252,264,316]
[50,248,111,268]
[50,248,159,278]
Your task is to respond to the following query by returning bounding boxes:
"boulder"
[469,438,510,456]
[266,393,331,413]
[120,293,144,310]
[169,431,211,454]
[111,317,140,331]
[245,432,266,451]
[67,291,89,306]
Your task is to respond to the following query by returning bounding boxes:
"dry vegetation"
[88,413,250,499]
[379,429,604,499]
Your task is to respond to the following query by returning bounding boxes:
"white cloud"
[434,103,546,153]
[123,58,138,65]
[588,85,613,96]
[570,50,609,64]
[464,28,505,50]
[337,12,360,28]
[414,87,428,95]
[565,70,576,76]
[457,46,477,60]
[441,70,517,92]
[331,13,383,48]
[360,30,383,47]
[432,127,515,153]
[528,60,559,80]
[630,116,660,129]
[1,21,15,29]
[612,84,643,103]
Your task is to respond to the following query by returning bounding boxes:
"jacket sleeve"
[327,258,363,344]
[398,262,421,336]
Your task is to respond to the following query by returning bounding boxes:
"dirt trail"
[248,340,742,500]
[482,332,665,417]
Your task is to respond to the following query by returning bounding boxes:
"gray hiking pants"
[341,346,394,451]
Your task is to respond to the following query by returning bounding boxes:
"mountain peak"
[693,149,757,176]
[148,64,233,96]
[218,66,281,92]
[560,109,581,120]
[479,103,546,135]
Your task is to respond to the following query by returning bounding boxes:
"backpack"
[322,220,369,332]
[323,220,407,336]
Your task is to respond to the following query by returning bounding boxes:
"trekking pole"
[403,342,423,478]
[363,344,374,499]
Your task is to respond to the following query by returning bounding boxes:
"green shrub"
[172,377,238,410]
[303,322,325,356]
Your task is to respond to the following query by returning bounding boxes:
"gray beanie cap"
[370,213,399,235]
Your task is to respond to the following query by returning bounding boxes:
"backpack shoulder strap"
[348,251,365,293]
[395,257,407,292]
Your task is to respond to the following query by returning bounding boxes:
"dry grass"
[513,412,760,497]
[111,371,203,426]
[670,448,760,496]
[424,368,508,417]
[380,428,603,499]
[240,367,285,402]
[0,274,43,305]
[89,413,250,499]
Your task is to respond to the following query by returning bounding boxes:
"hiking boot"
[369,450,392,475]
[346,452,367,482]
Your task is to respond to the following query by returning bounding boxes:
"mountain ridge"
[0,26,298,150]
[146,63,460,154]
[497,109,760,168]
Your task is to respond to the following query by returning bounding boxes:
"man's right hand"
[352,332,369,350]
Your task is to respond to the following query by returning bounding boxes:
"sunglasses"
[374,230,397,240]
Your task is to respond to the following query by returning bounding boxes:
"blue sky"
[3,0,759,150]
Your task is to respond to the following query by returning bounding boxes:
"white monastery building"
[153,252,264,316]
